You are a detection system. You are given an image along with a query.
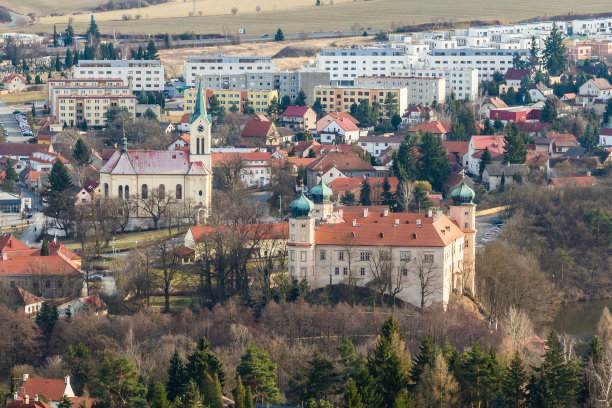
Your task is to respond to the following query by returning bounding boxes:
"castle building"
[287,179,476,308]
[100,78,212,216]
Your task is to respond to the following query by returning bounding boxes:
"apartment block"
[354,76,445,106]
[313,86,408,117]
[426,48,528,81]
[391,67,478,100]
[183,88,278,114]
[315,47,407,82]
[73,60,165,91]
[184,56,275,87]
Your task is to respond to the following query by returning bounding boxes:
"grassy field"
[6,0,612,36]
[0,0,104,16]
[0,87,46,105]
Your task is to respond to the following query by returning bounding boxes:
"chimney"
[363,208,368,218]
[13,393,18,401]
[587,170,591,176]
[2,253,6,261]
[22,374,29,382]
[24,395,29,405]
[383,208,389,217]
[427,209,433,218]
[64,375,70,385]
[34,395,38,402]
[338,209,343,218]
[352,219,356,227]
[394,218,400,225]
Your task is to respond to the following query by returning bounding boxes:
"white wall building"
[391,67,479,100]
[354,76,445,106]
[316,47,407,82]
[73,60,165,91]
[426,48,528,81]
[183,56,276,87]
[357,135,404,157]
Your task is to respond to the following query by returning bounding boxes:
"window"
[360,252,370,261]
[141,184,148,199]
[118,185,123,199]
[338,251,344,261]
[158,184,165,199]
[402,268,408,276]
[104,183,109,197]
[343,267,348,275]
[124,185,129,199]
[290,250,295,261]
[176,184,182,199]
[45,281,51,288]
[300,251,307,262]
[424,253,434,263]
[400,251,411,261]
[320,251,326,260]
[335,267,340,275]
[360,267,365,276]
[57,281,62,288]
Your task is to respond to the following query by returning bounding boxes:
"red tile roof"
[189,222,288,243]
[11,287,41,306]
[282,106,313,117]
[316,112,359,132]
[80,295,107,312]
[503,68,532,81]
[471,135,506,155]
[0,143,50,157]
[408,121,450,134]
[4,400,53,408]
[0,256,82,276]
[101,150,210,175]
[3,72,26,84]
[294,140,320,153]
[551,176,598,188]
[517,122,551,133]
[20,378,70,402]
[442,141,469,159]
[286,157,317,168]
[307,150,374,172]
[328,177,399,199]
[241,120,274,138]
[211,152,270,167]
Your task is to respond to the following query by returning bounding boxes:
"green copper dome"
[310,179,333,204]
[451,180,475,205]
[290,194,314,218]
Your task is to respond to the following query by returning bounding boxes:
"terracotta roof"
[80,295,107,312]
[328,177,399,198]
[101,150,210,175]
[328,112,358,123]
[483,97,508,109]
[503,68,532,81]
[11,287,41,306]
[3,72,26,83]
[442,141,469,159]
[28,151,70,165]
[282,106,313,117]
[307,150,374,172]
[277,127,295,138]
[101,149,118,161]
[316,112,359,132]
[525,151,549,167]
[548,133,577,142]
[403,104,432,118]
[189,222,288,243]
[287,157,317,168]
[471,135,506,155]
[294,140,320,153]
[551,176,598,188]
[20,378,69,402]
[517,122,551,133]
[69,397,96,408]
[0,256,82,276]
[211,152,270,167]
[241,120,274,138]
[314,212,464,247]
[28,171,49,183]
[48,241,81,262]
[0,234,33,253]
[4,400,54,408]
[246,114,269,122]
[408,121,450,134]
[180,113,190,123]
[588,78,612,90]
[562,93,576,99]
[0,143,50,157]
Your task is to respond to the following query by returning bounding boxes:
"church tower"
[189,76,212,171]
[288,194,317,286]
[449,176,477,295]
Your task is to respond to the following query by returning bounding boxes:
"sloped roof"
[311,144,358,157]
[588,78,612,90]
[471,135,506,155]
[316,112,359,132]
[408,121,450,134]
[100,150,210,175]
[82,180,100,194]
[11,287,41,306]
[551,176,598,188]
[328,177,399,197]
[241,120,274,138]
[20,378,69,402]
[323,117,359,132]
[357,135,404,144]
[294,140,320,153]
[211,152,270,167]
[0,143,50,157]
[314,212,464,247]
[282,106,313,117]
[3,72,26,83]
[80,295,108,312]
[483,97,508,109]
[484,163,528,176]
[189,222,288,243]
[517,122,551,133]
[4,400,53,408]
[287,157,317,168]
[503,68,532,81]
[307,150,374,172]
[0,256,82,276]
[442,141,469,158]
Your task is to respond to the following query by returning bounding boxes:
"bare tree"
[138,188,176,230]
[415,254,438,310]
[368,246,392,307]
[152,238,183,313]
[342,234,360,306]
[213,153,245,190]
[396,182,413,211]
[585,341,612,408]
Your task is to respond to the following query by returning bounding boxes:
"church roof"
[100,150,210,175]
[190,76,212,124]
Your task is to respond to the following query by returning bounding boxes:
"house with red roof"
[293,140,321,158]
[167,134,190,151]
[318,117,361,144]
[211,151,272,188]
[4,397,53,408]
[28,151,71,172]
[280,106,317,132]
[401,104,435,127]
[550,175,599,188]
[59,294,108,317]
[19,374,75,408]
[442,141,470,166]
[407,121,451,139]
[600,128,612,147]
[3,73,26,92]
[306,150,376,188]
[74,180,100,206]
[467,135,506,174]
[503,68,533,87]
[10,287,43,315]
[316,112,359,132]
[241,120,284,146]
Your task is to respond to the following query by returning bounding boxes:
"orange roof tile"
[307,150,374,172]
[20,378,70,402]
[408,121,450,134]
[189,223,288,243]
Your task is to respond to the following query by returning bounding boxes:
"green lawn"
[6,0,612,35]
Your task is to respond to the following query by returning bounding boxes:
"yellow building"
[100,79,212,219]
[314,86,408,117]
[184,88,277,115]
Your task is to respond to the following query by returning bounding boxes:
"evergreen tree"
[148,382,170,408]
[491,391,508,408]
[72,139,91,166]
[243,100,255,114]
[344,379,364,408]
[581,122,599,150]
[57,395,73,408]
[341,190,356,206]
[543,23,566,76]
[540,98,559,123]
[287,349,340,403]
[186,337,225,392]
[603,99,612,126]
[266,96,279,121]
[295,89,307,106]
[500,173,506,191]
[419,131,450,191]
[410,336,437,388]
[236,343,280,405]
[392,138,418,183]
[64,49,73,69]
[64,22,74,46]
[40,239,50,256]
[502,350,527,408]
[2,159,18,192]
[274,29,285,41]
[201,373,223,408]
[53,25,59,47]
[146,39,159,60]
[479,147,492,179]
[411,184,431,212]
[391,114,402,130]
[55,55,62,72]
[414,353,459,408]
[234,376,246,408]
[383,92,398,118]
[180,379,201,408]
[529,35,540,70]
[381,177,395,208]
[244,386,254,408]
[585,335,604,365]
[312,100,324,118]
[36,301,59,339]
[359,179,372,206]
[503,122,528,164]
[166,349,186,402]
[97,357,147,408]
[48,160,73,192]
[229,103,239,113]
[280,95,292,112]
[86,17,101,42]
[136,46,144,60]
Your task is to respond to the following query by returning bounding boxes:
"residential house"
[59,295,108,317]
[167,134,190,151]
[0,143,52,162]
[9,287,43,315]
[442,141,470,167]
[241,120,283,146]
[577,78,612,106]
[19,374,75,408]
[517,121,551,136]
[159,121,175,134]
[280,106,317,132]
[526,83,554,102]
[599,128,612,147]
[466,135,506,174]
[482,163,528,191]
[489,106,541,124]
[481,97,508,120]
[306,150,375,188]
[2,73,26,92]
[406,121,451,139]
[277,127,296,144]
[316,112,359,132]
[503,68,532,87]
[293,140,321,158]
[74,180,100,206]
[28,151,70,172]
[401,104,435,127]
[212,151,271,188]
[318,117,360,145]
[550,175,599,188]
[357,135,404,158]
[4,397,53,408]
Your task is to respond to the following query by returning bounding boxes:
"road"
[0,10,26,29]
[0,99,25,142]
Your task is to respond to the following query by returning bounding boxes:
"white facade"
[391,67,479,100]
[426,48,528,81]
[354,76,445,106]
[73,60,165,91]
[184,56,276,87]
[319,120,360,144]
[357,136,404,157]
[316,48,407,81]
[572,18,612,36]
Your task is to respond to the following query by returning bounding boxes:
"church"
[100,78,212,217]
[287,179,477,308]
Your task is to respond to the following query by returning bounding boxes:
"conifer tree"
[502,350,527,408]
[148,382,170,408]
[491,391,508,408]
[414,353,458,408]
[200,373,223,408]
[236,343,280,405]
[411,184,431,212]
[419,131,450,190]
[295,89,307,106]
[57,395,72,408]
[180,379,201,408]
[410,336,437,388]
[585,335,604,365]
[274,28,285,41]
[381,177,395,208]
[72,139,91,166]
[53,25,58,47]
[234,376,246,408]
[344,379,364,408]
[146,39,159,60]
[186,337,225,392]
[244,386,254,408]
[543,23,566,76]
[479,147,491,179]
[503,122,528,164]
[2,159,18,192]
[64,22,74,46]
[166,349,186,402]
[86,17,100,42]
[359,179,372,206]
[36,301,59,339]
[40,239,50,256]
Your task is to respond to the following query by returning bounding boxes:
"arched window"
[197,137,200,154]
[176,184,182,199]
[158,184,165,199]
[142,184,148,199]
[118,185,123,199]
[104,183,109,197]
[124,185,130,199]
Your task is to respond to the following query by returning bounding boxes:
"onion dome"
[451,180,475,205]
[310,179,333,204]
[290,193,314,218]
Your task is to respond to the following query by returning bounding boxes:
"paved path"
[19,212,44,246]
[0,11,26,29]
[0,99,24,142]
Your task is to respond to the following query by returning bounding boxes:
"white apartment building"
[73,60,165,91]
[391,67,479,101]
[46,78,130,119]
[183,56,276,87]
[355,76,445,106]
[571,18,612,36]
[316,48,407,82]
[426,48,528,81]
[466,21,567,38]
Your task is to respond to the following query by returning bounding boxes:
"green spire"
[190,76,209,123]
[121,136,128,154]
